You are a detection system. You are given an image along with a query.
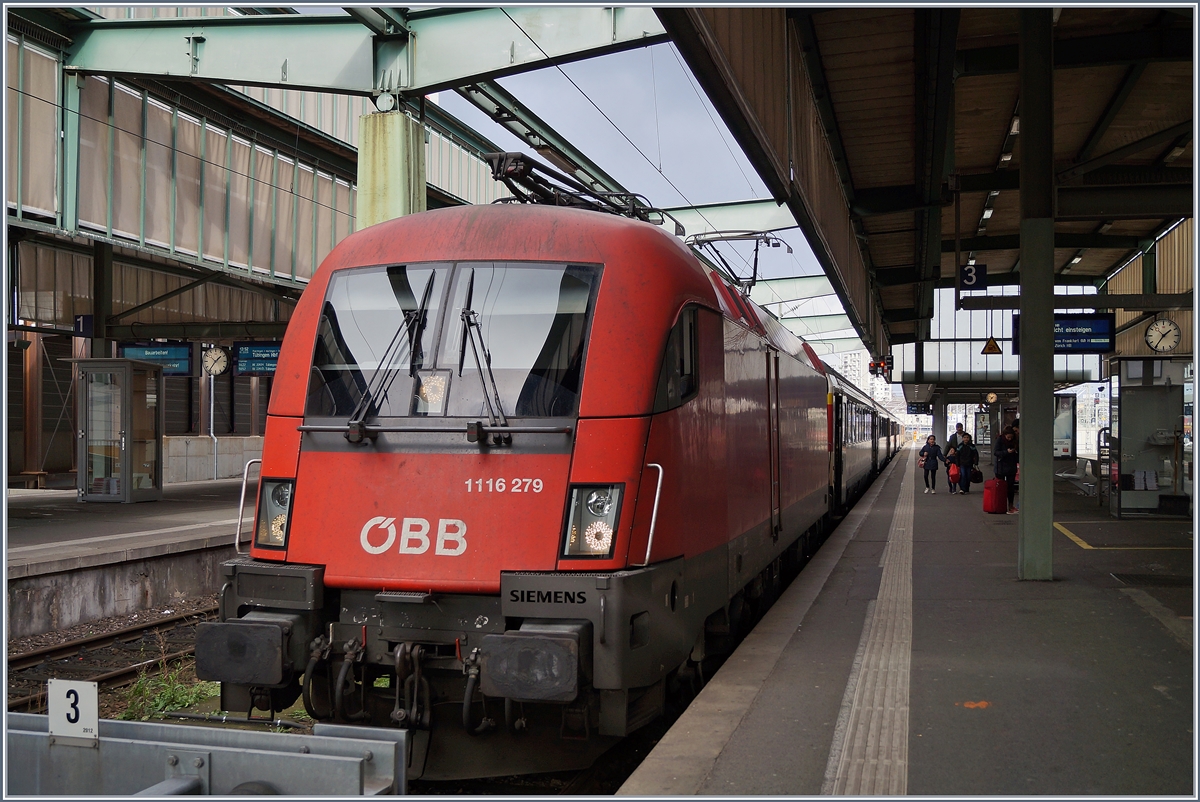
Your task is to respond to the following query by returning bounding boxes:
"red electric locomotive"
[197,199,856,779]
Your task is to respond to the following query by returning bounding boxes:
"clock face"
[1145,319,1181,353]
[203,346,229,376]
[986,392,998,404]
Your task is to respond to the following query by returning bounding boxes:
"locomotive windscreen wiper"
[344,272,434,442]
[457,270,510,435]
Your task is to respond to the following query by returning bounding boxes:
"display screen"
[118,342,193,376]
[234,342,282,376]
[1011,313,1116,354]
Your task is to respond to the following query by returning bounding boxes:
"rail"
[235,459,262,556]
[7,607,219,712]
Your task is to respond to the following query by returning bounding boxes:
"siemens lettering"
[509,589,588,604]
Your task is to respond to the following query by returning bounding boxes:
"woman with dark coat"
[995,425,1019,513]
[918,435,946,494]
[954,433,980,494]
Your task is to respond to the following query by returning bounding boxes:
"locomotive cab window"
[305,261,600,420]
[653,307,698,413]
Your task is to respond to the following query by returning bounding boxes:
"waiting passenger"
[946,422,965,492]
[955,433,980,494]
[918,435,946,494]
[995,425,1019,514]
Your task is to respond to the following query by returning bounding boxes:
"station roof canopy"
[658,7,1193,354]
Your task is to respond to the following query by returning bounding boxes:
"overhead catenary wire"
[498,9,762,279]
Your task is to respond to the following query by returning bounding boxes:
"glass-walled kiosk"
[74,359,164,503]
[1109,357,1192,518]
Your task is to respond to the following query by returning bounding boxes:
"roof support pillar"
[1140,239,1157,294]
[91,241,114,358]
[356,111,427,230]
[1017,9,1054,581]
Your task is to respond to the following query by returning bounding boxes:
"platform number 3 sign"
[48,679,99,746]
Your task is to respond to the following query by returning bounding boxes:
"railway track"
[7,606,219,713]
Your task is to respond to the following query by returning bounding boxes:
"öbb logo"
[360,517,467,556]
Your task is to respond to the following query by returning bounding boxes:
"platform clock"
[985,392,998,404]
[203,346,230,376]
[1144,318,1181,353]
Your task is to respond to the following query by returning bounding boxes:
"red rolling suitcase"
[983,478,1007,514]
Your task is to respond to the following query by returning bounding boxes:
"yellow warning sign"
[981,337,1003,355]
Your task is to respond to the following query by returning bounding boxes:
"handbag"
[918,456,927,468]
[971,468,983,483]
[948,464,961,482]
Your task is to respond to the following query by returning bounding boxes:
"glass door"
[129,367,160,497]
[82,370,124,500]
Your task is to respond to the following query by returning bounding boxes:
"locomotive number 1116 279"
[465,478,543,493]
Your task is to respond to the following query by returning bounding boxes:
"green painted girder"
[666,199,797,238]
[750,275,836,305]
[790,335,867,355]
[456,79,627,196]
[65,8,668,96]
[776,313,854,336]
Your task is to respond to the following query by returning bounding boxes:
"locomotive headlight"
[562,484,622,558]
[586,489,613,516]
[255,479,295,549]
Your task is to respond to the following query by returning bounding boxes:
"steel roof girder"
[665,199,797,238]
[65,8,667,95]
[66,16,376,92]
[388,7,667,95]
[455,80,627,195]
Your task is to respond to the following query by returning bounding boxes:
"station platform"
[620,446,1194,796]
[6,479,251,638]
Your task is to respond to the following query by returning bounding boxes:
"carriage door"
[767,350,782,539]
[833,395,844,510]
[872,412,880,471]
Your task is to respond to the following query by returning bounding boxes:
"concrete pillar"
[356,111,427,230]
[932,393,948,449]
[91,241,113,358]
[1017,9,1055,580]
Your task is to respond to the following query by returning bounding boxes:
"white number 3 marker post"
[47,679,99,747]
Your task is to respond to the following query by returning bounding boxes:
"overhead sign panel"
[234,342,282,376]
[1011,313,1116,355]
[117,342,194,376]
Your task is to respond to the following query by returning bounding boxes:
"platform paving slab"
[619,448,1193,796]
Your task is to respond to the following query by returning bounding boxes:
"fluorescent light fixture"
[1010,117,1020,135]
[1070,256,1083,264]
[982,208,994,219]
[999,152,1013,162]
[988,190,1000,198]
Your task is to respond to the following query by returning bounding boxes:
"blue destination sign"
[234,341,282,376]
[1012,313,1115,355]
[118,342,193,376]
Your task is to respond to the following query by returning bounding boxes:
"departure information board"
[1012,313,1115,354]
[117,342,193,376]
[234,341,282,375]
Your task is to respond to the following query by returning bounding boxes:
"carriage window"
[653,307,698,413]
